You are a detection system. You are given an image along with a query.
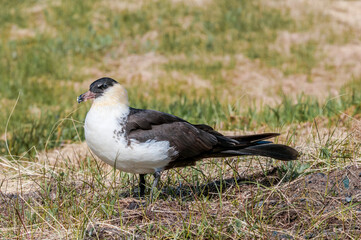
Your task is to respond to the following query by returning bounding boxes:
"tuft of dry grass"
[1,0,361,238]
[1,118,361,238]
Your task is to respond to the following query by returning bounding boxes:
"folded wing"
[125,108,298,169]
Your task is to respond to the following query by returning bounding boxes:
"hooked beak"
[77,91,96,103]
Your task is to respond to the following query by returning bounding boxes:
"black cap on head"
[89,77,118,94]
[77,77,119,103]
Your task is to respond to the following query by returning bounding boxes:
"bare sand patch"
[322,44,361,80]
[0,177,39,195]
[98,0,144,12]
[0,156,41,195]
[81,52,211,92]
[78,52,167,91]
[284,43,361,100]
[171,0,213,7]
[266,0,327,18]
[25,0,61,14]
[37,142,90,166]
[96,0,212,20]
[99,52,168,85]
[327,1,361,29]
[9,25,36,40]
[20,1,59,37]
[228,39,361,104]
[272,31,322,55]
[169,71,211,89]
[223,54,282,105]
[0,98,17,111]
[223,54,341,105]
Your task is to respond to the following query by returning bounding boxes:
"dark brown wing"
[125,108,298,169]
[126,108,186,132]
[125,108,218,161]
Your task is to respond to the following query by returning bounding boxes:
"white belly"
[84,105,174,174]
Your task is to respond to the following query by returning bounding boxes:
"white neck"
[92,84,129,109]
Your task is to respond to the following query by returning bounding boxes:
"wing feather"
[125,108,217,160]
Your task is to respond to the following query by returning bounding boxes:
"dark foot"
[139,174,146,197]
[149,171,162,203]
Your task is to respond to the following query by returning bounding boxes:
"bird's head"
[77,77,128,107]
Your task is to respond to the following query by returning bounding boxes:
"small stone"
[317,173,326,178]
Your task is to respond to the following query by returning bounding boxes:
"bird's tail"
[220,143,299,160]
[209,133,299,161]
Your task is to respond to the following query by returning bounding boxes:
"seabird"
[78,77,298,199]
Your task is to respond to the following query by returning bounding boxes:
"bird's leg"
[149,171,162,202]
[139,174,146,197]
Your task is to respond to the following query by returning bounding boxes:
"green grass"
[0,0,335,156]
[251,40,319,76]
[5,83,361,156]
[1,0,361,239]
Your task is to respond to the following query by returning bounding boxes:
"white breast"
[84,104,175,174]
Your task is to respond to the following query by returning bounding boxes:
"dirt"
[261,165,361,239]
[9,25,36,41]
[37,142,90,166]
[80,52,168,87]
[2,135,361,239]
[321,44,361,84]
[171,0,212,7]
[75,163,361,239]
[0,177,39,196]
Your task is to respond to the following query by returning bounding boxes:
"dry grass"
[2,0,361,238]
[1,118,361,238]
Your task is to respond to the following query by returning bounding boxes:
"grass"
[0,0,348,156]
[1,0,361,239]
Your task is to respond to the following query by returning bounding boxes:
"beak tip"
[77,95,83,103]
[77,91,95,103]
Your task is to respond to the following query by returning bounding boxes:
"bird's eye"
[97,83,108,90]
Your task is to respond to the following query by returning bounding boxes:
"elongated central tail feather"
[213,133,299,161]
[235,143,299,160]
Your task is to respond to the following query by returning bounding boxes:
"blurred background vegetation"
[1,0,360,156]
